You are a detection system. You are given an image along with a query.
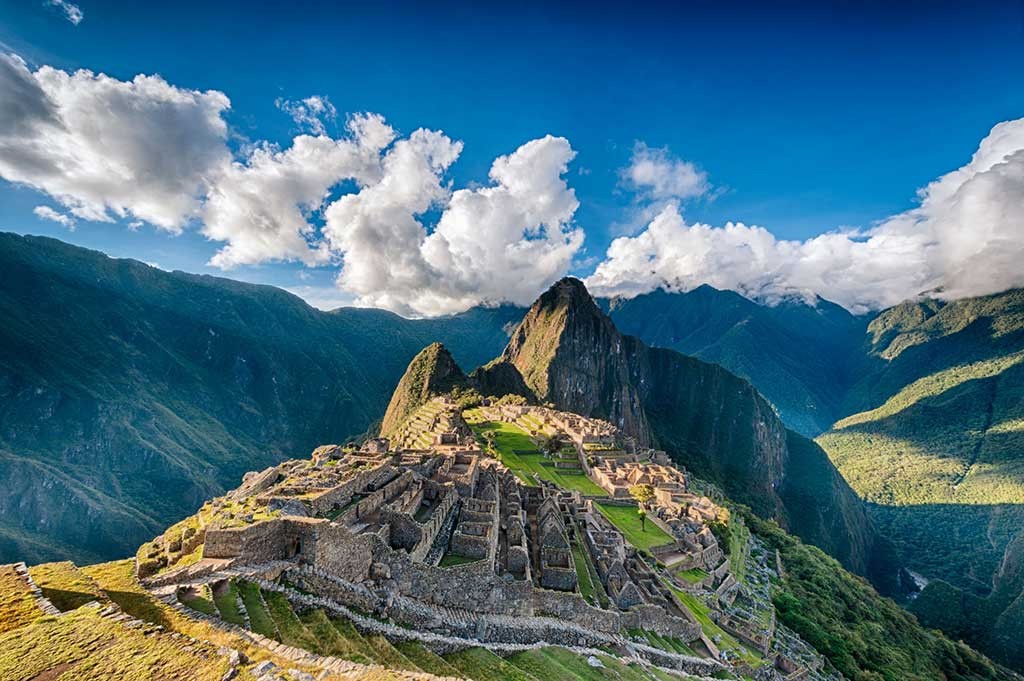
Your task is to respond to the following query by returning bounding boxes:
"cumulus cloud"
[325,134,583,316]
[45,0,83,25]
[0,53,230,231]
[202,113,393,268]
[33,205,75,229]
[0,52,585,316]
[588,118,1024,312]
[275,95,337,135]
[621,142,711,202]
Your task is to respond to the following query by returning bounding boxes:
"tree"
[629,484,656,530]
[541,433,563,457]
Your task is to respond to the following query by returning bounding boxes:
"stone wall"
[203,518,321,563]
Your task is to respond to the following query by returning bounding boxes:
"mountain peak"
[380,342,467,438]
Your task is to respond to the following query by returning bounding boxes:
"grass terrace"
[595,502,674,551]
[439,553,481,568]
[0,564,43,635]
[677,567,709,584]
[665,580,762,666]
[466,417,607,496]
[28,561,105,612]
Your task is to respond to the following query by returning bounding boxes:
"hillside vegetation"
[815,289,1024,671]
[745,511,1014,681]
[0,233,519,565]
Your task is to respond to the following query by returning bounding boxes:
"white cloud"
[588,118,1024,312]
[324,134,583,317]
[275,95,337,135]
[621,142,710,202]
[0,53,230,231]
[33,204,75,229]
[202,113,393,268]
[45,0,83,25]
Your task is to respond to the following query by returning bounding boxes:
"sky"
[1,0,1023,315]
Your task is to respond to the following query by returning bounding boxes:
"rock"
[586,655,604,668]
[369,562,391,581]
[251,661,277,676]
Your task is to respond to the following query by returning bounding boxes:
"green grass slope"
[745,511,1017,681]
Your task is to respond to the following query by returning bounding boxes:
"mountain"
[478,277,879,576]
[601,285,867,437]
[816,288,1024,670]
[0,232,519,565]
[380,342,468,439]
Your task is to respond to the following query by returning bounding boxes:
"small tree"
[629,484,656,530]
[541,433,563,457]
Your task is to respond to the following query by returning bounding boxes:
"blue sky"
[1,0,1023,314]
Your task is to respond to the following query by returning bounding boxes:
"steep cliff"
[379,343,468,439]
[482,277,876,574]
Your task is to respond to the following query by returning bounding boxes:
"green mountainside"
[601,286,866,437]
[383,345,1016,681]
[817,289,1024,671]
[0,232,519,565]
[598,284,1024,671]
[477,278,878,577]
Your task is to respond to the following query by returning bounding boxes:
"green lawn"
[595,502,673,550]
[212,581,246,626]
[236,581,277,639]
[439,553,480,568]
[469,419,606,496]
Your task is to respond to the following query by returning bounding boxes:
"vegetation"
[0,232,520,565]
[595,502,673,550]
[745,511,1011,681]
[663,582,762,666]
[0,564,43,635]
[438,552,480,568]
[379,342,470,439]
[28,561,104,611]
[212,580,246,626]
[0,605,232,681]
[629,484,655,530]
[444,647,536,681]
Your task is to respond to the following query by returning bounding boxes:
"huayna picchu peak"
[477,278,876,580]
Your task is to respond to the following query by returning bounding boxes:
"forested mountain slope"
[601,286,866,437]
[816,289,1024,671]
[0,233,519,564]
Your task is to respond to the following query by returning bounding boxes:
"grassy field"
[677,567,708,584]
[468,417,607,496]
[595,502,673,550]
[571,541,597,604]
